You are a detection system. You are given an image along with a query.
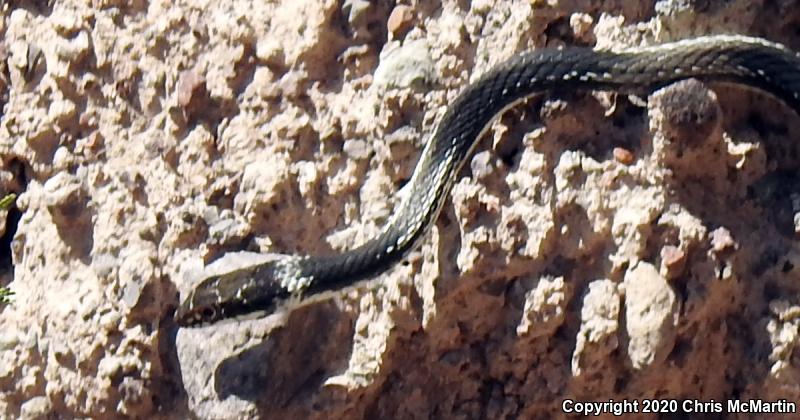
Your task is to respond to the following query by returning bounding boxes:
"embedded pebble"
[612,147,635,165]
[343,0,372,25]
[373,39,435,88]
[622,262,679,369]
[387,5,414,38]
[660,245,686,279]
[343,139,371,160]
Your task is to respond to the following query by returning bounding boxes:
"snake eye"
[199,305,217,321]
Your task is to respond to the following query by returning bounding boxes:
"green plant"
[0,287,12,304]
[0,193,14,210]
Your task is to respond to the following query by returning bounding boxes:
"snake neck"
[292,213,436,296]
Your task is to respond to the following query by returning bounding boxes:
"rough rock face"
[1,0,800,419]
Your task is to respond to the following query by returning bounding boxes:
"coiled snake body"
[176,35,800,327]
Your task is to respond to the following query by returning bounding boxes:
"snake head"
[175,261,291,327]
[174,274,228,327]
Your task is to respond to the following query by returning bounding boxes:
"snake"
[175,35,800,327]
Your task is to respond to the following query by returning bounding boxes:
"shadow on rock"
[215,301,355,408]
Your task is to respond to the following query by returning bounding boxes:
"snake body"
[176,35,800,327]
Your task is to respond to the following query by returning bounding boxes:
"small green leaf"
[0,287,13,304]
[0,193,16,210]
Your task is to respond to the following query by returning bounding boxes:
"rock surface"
[1,0,800,418]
